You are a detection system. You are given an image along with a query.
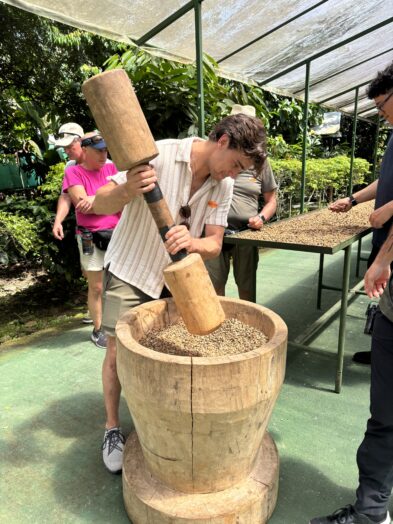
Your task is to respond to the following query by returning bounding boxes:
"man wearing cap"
[62,132,121,349]
[205,104,277,301]
[52,123,85,241]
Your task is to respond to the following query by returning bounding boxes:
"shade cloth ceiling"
[3,0,393,119]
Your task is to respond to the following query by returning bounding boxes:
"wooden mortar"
[116,296,288,523]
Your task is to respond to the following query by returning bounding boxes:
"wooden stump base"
[122,431,279,523]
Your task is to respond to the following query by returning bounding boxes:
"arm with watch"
[248,189,277,230]
[328,180,378,213]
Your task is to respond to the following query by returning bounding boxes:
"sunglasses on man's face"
[81,135,104,147]
[54,132,81,140]
[179,204,191,229]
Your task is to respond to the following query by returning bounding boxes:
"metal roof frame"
[128,2,390,211]
[3,0,391,212]
[217,0,329,65]
[259,17,393,88]
[131,3,393,128]
[292,47,393,96]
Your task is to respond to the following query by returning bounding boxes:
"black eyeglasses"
[179,204,191,229]
[81,135,104,147]
[54,132,81,140]
[376,91,393,114]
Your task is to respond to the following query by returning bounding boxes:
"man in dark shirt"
[329,120,393,364]
[310,60,393,524]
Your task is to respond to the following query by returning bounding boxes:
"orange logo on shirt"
[208,200,218,208]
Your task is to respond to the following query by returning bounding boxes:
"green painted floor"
[1,237,389,524]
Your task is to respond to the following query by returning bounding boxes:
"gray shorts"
[102,268,153,337]
[205,244,259,293]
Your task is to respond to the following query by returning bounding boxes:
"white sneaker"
[82,312,93,324]
[102,427,125,473]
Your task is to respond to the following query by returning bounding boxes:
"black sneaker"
[91,328,107,349]
[352,351,371,365]
[102,427,125,473]
[309,505,390,524]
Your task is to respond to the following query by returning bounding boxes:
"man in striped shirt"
[92,113,267,473]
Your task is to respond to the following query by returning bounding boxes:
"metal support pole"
[194,0,205,137]
[356,238,362,277]
[335,245,352,393]
[317,253,324,309]
[372,118,381,181]
[348,87,359,196]
[300,61,311,214]
[250,246,258,303]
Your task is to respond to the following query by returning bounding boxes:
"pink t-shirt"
[63,163,121,232]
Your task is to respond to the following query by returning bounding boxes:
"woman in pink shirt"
[63,132,121,349]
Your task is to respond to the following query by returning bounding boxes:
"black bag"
[92,229,114,251]
[222,225,249,252]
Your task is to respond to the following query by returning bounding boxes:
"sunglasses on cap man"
[54,132,81,140]
[81,135,107,150]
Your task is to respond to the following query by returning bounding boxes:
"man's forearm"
[353,180,378,203]
[260,198,277,221]
[189,236,222,260]
[55,195,72,223]
[93,182,132,215]
[373,224,393,268]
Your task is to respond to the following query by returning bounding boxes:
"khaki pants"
[205,244,259,293]
[102,268,171,337]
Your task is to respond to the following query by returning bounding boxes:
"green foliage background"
[0,163,82,280]
[0,2,383,280]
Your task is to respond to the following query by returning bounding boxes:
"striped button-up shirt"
[104,137,234,298]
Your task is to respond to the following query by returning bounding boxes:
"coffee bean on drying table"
[234,203,374,248]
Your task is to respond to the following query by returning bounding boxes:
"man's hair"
[367,61,393,99]
[208,114,267,173]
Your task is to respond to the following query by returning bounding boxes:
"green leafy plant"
[270,156,371,217]
[0,211,41,265]
[0,163,81,281]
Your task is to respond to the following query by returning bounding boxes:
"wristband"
[349,195,358,207]
[258,213,267,224]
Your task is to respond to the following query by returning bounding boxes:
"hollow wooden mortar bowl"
[116,297,288,523]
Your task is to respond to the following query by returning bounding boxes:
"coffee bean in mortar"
[139,318,268,357]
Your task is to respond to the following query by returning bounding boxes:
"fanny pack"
[92,229,114,251]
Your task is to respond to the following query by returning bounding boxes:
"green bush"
[39,162,67,198]
[0,211,41,265]
[0,162,81,281]
[270,155,371,217]
[0,153,16,164]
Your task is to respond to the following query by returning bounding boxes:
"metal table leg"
[317,253,324,309]
[335,245,352,393]
[356,238,362,277]
[250,246,257,303]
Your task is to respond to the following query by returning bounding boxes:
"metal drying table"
[223,206,373,393]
